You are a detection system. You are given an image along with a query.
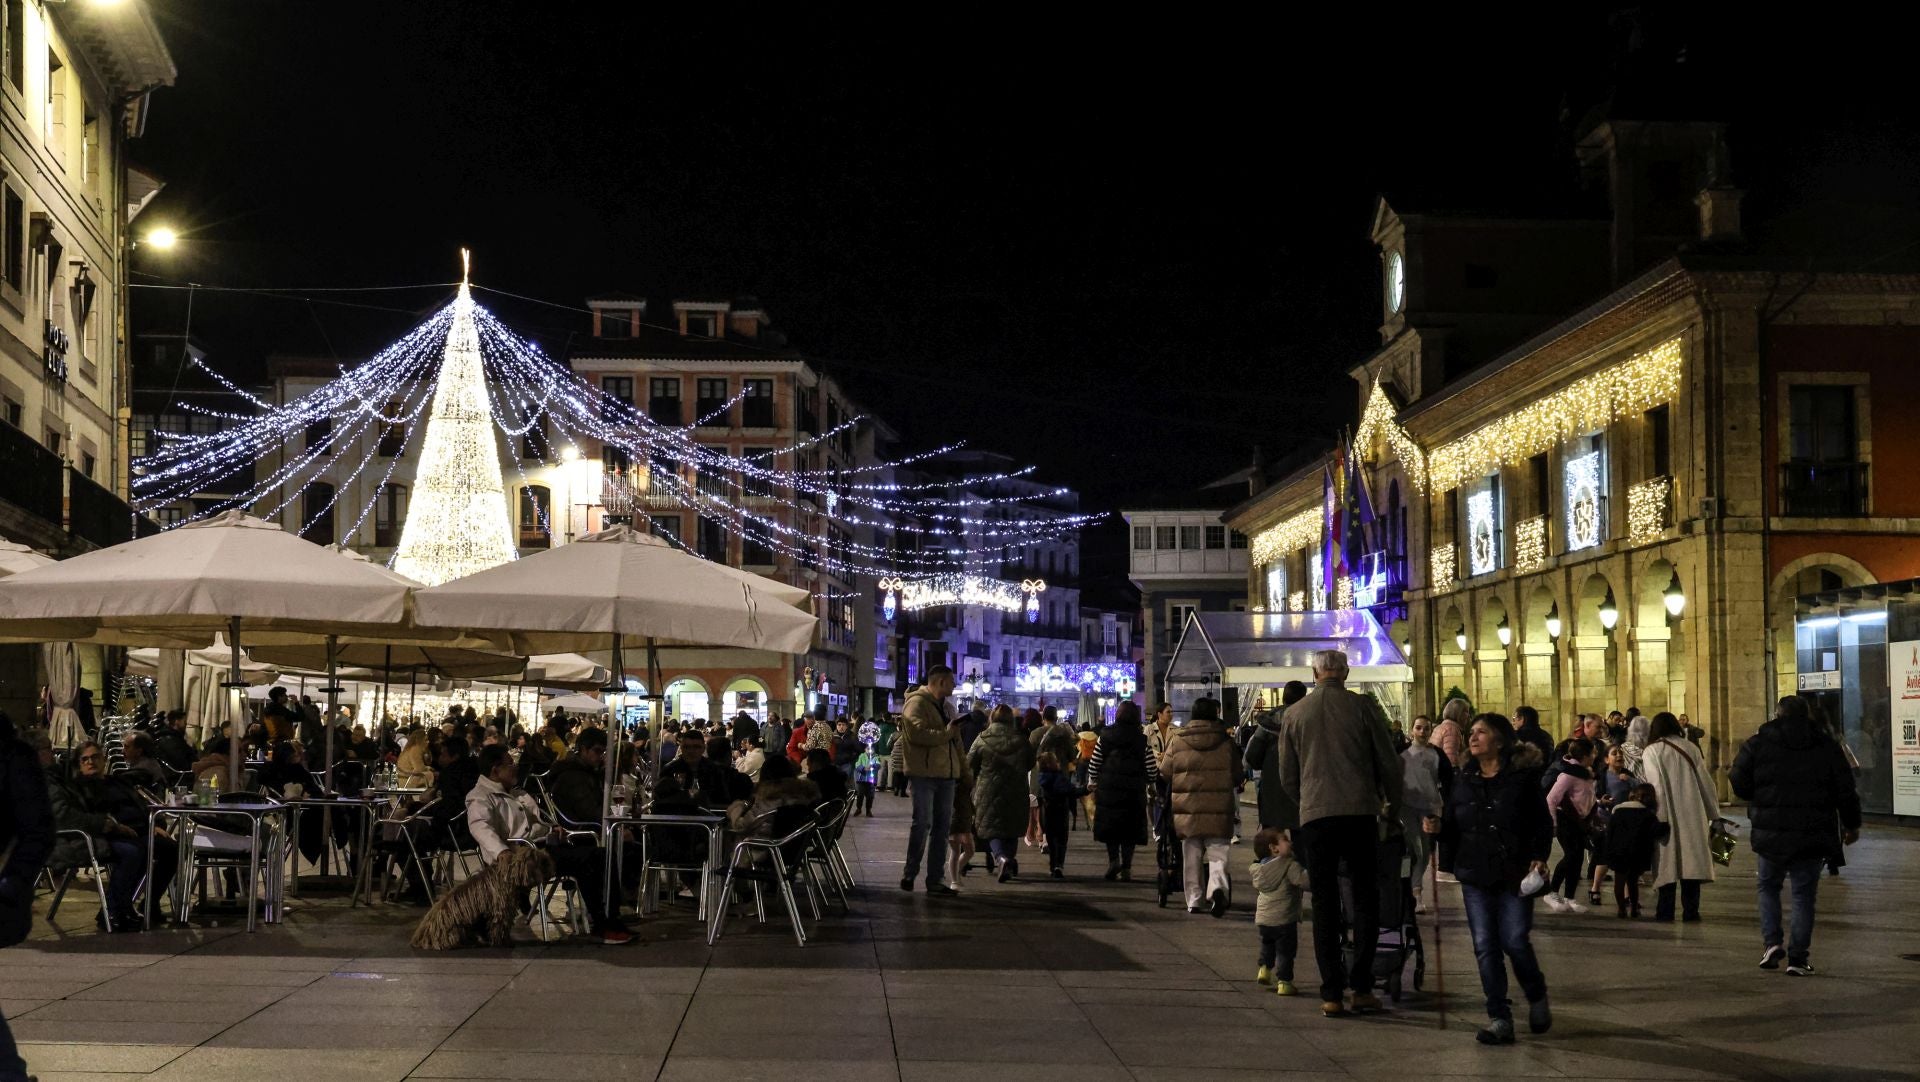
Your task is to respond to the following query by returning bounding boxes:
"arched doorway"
[1521,584,1562,731]
[1768,554,1875,707]
[1476,597,1511,718]
[1438,603,1468,709]
[663,676,711,726]
[1635,559,1685,715]
[722,676,770,724]
[1573,572,1620,716]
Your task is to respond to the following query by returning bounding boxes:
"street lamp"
[1544,603,1562,641]
[1598,588,1620,631]
[143,226,177,250]
[1495,614,1511,647]
[1663,572,1686,618]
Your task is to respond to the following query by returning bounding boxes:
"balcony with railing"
[68,468,135,549]
[0,422,61,526]
[1779,461,1868,517]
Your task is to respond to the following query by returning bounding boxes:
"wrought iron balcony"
[1779,461,1868,517]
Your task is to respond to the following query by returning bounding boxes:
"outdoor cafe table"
[145,801,290,932]
[603,811,726,920]
[282,794,379,903]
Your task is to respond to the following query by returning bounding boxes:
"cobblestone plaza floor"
[7,797,1919,1081]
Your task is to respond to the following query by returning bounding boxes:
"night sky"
[129,5,1920,593]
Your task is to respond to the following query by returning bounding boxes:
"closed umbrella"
[412,525,817,872]
[0,511,416,792]
[42,641,81,748]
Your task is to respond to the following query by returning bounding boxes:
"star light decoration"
[1466,489,1498,576]
[1427,337,1683,491]
[1564,449,1604,551]
[130,256,1098,580]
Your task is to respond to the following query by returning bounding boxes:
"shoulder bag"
[1657,738,1737,866]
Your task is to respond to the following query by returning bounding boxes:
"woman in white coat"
[1639,711,1719,921]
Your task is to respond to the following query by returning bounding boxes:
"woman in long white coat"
[1639,711,1720,921]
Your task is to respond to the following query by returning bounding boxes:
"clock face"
[1386,251,1405,314]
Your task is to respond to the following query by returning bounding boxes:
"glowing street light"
[144,226,178,250]
[1495,615,1511,647]
[1598,588,1620,631]
[1663,572,1686,618]
[1454,627,1468,652]
[1544,603,1562,641]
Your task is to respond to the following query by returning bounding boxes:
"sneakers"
[997,860,1016,884]
[1529,997,1552,1034]
[1256,965,1274,986]
[1562,899,1589,914]
[1209,888,1229,918]
[1348,992,1382,1013]
[1759,945,1786,970]
[599,928,635,946]
[1476,1018,1516,1045]
[1275,980,1297,997]
[1541,894,1569,913]
[1786,960,1816,976]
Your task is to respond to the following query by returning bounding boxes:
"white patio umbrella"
[0,541,52,578]
[412,525,817,820]
[0,511,417,792]
[541,691,609,714]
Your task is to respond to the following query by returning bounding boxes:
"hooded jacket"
[1435,744,1551,892]
[898,687,962,780]
[1249,852,1308,926]
[1730,713,1861,865]
[1158,717,1243,840]
[969,720,1034,839]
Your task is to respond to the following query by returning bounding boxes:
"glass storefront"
[1794,580,1916,817]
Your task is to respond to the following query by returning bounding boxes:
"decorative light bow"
[1022,578,1047,624]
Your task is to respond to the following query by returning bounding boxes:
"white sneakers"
[1541,894,1587,914]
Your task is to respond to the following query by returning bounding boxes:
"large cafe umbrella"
[410,525,817,844]
[0,511,419,793]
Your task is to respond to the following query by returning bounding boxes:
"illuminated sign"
[1013,662,1138,696]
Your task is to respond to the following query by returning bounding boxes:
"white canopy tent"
[1164,610,1413,723]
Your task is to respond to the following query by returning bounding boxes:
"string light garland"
[1627,475,1672,544]
[1353,379,1426,492]
[1250,506,1321,566]
[1430,542,1457,590]
[132,258,1099,579]
[1514,515,1547,573]
[895,573,1031,614]
[1334,576,1355,612]
[1427,337,1683,491]
[1287,590,1307,612]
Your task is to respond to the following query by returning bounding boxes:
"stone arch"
[1571,571,1621,716]
[1635,557,1685,716]
[721,675,772,723]
[1475,595,1512,718]
[1519,581,1564,728]
[1437,601,1469,708]
[663,674,713,725]
[1767,553,1877,706]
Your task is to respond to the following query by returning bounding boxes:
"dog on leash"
[409,845,555,950]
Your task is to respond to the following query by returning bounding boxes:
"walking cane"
[1427,825,1446,1029]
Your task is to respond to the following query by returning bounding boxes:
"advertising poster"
[1890,640,1920,817]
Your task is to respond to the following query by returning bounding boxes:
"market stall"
[1163,609,1413,725]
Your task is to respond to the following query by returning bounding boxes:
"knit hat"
[1077,730,1097,745]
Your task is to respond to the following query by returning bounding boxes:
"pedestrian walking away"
[1088,700,1156,880]
[0,714,53,1082]
[1429,712,1553,1046]
[970,705,1036,882]
[1640,712,1719,922]
[1729,695,1862,975]
[1277,649,1402,1017]
[1159,696,1243,916]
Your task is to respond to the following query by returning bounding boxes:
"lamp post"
[1663,572,1686,619]
[1544,603,1562,642]
[1598,588,1620,632]
[1495,615,1511,647]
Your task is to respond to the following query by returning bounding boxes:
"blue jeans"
[1460,883,1549,1020]
[903,778,955,886]
[1756,854,1822,962]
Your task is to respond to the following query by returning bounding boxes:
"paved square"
[9,797,1918,1080]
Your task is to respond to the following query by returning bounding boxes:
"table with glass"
[145,800,290,932]
[602,808,727,919]
[282,794,380,903]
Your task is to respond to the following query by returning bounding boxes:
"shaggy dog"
[409,846,555,950]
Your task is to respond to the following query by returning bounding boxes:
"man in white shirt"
[465,746,632,945]
[735,737,767,783]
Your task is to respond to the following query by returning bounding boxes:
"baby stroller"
[1154,784,1181,907]
[1339,829,1425,1001]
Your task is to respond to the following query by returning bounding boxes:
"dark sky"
[129,5,1920,594]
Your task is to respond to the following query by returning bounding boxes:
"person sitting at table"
[154,711,195,773]
[120,732,170,790]
[724,754,821,839]
[669,729,750,810]
[256,741,312,798]
[396,725,434,788]
[348,724,381,763]
[548,727,611,828]
[191,738,231,781]
[735,736,767,783]
[44,738,177,930]
[238,721,269,761]
[465,745,632,945]
[803,748,849,804]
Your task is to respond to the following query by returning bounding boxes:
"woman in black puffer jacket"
[1427,712,1553,1047]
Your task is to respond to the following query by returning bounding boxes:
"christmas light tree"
[391,251,518,585]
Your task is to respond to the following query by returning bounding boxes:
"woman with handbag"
[1639,711,1720,922]
[1426,712,1554,1045]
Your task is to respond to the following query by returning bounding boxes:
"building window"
[741,531,774,566]
[697,515,727,560]
[1784,385,1865,516]
[3,186,21,293]
[44,429,59,455]
[377,400,404,457]
[2,394,19,428]
[596,309,631,338]
[305,417,332,453]
[696,378,729,427]
[1229,530,1248,549]
[696,465,731,499]
[152,506,186,528]
[1178,525,1201,550]
[1155,525,1177,550]
[80,451,94,478]
[81,111,99,200]
[602,375,634,409]
[518,485,550,549]
[648,378,681,425]
[1563,437,1605,551]
[1529,452,1550,519]
[375,483,407,547]
[1465,479,1501,576]
[44,49,63,158]
[742,379,774,427]
[1132,525,1151,550]
[3,0,20,94]
[1167,601,1198,639]
[1645,404,1671,478]
[1266,564,1287,610]
[651,513,681,548]
[1204,524,1226,549]
[302,482,335,544]
[683,311,716,337]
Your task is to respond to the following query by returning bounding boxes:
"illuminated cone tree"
[391,255,518,585]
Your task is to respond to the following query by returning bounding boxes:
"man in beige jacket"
[897,666,962,896]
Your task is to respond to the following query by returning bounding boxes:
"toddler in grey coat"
[1251,826,1309,996]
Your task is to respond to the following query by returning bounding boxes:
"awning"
[1165,610,1412,687]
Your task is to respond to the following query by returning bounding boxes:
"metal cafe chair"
[45,830,120,930]
[707,805,826,947]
